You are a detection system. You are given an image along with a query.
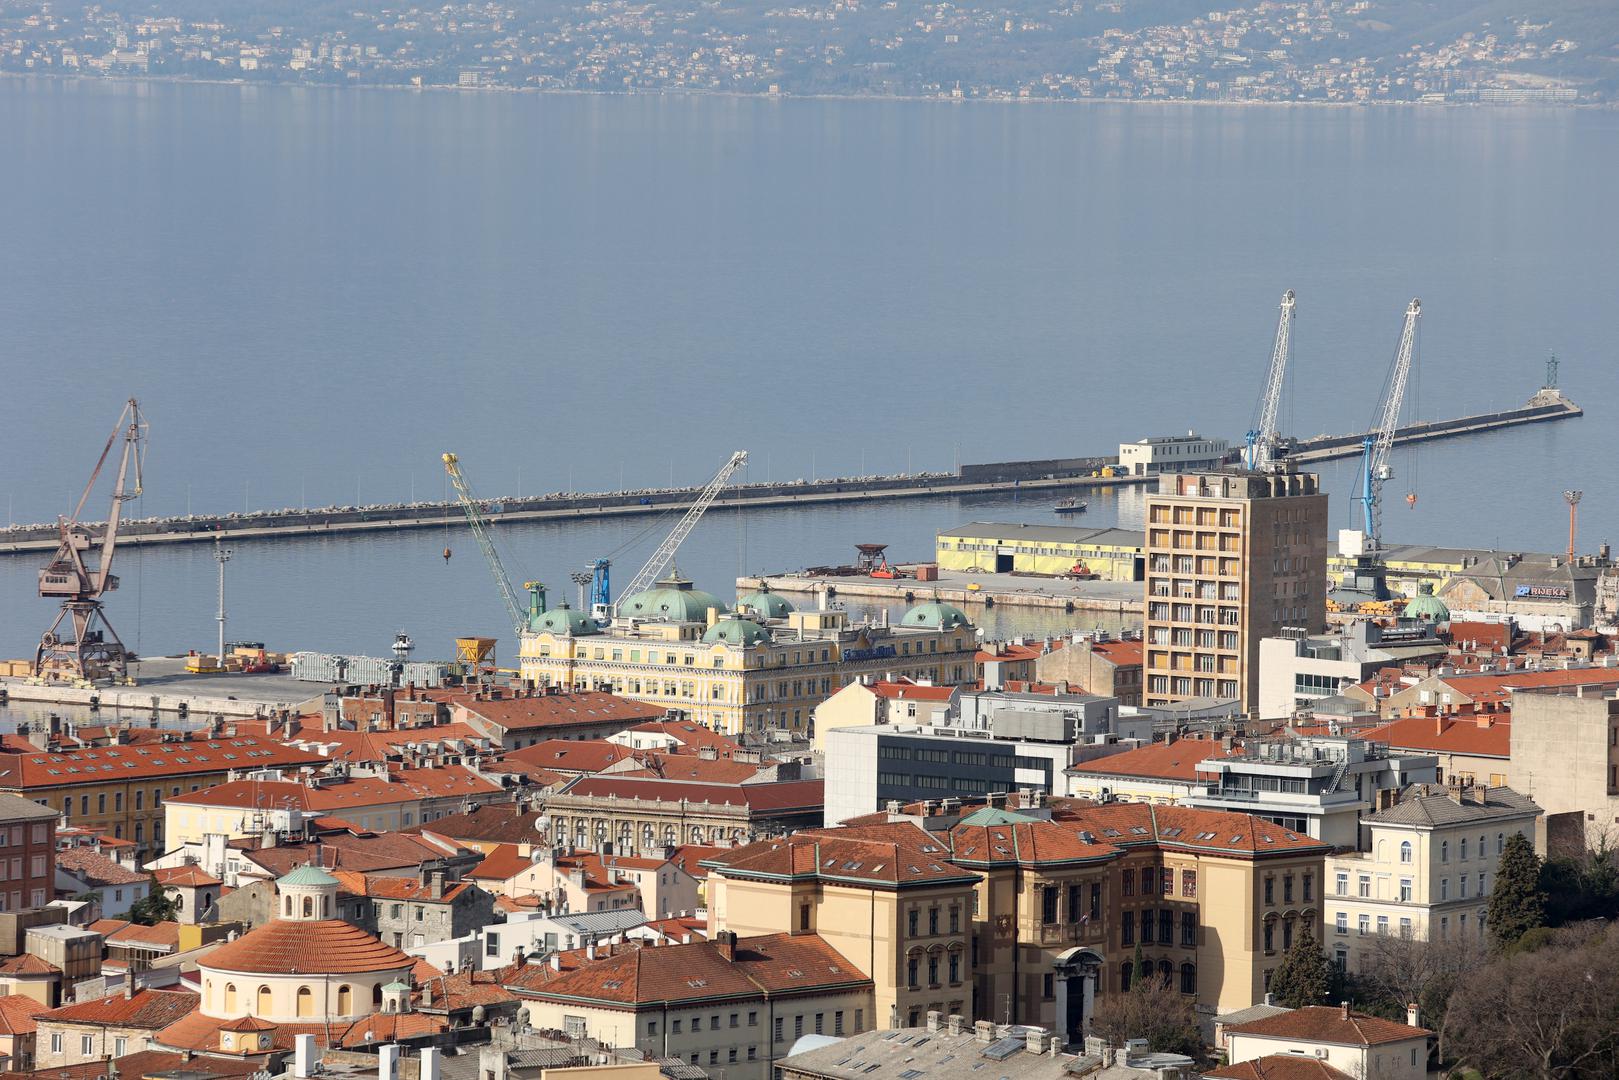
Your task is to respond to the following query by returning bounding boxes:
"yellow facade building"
[935,524,1145,581]
[518,579,977,736]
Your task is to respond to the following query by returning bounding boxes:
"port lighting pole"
[214,536,233,668]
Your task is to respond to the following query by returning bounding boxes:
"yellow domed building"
[156,867,444,1060]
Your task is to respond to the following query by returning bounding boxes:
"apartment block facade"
[1144,469,1328,712]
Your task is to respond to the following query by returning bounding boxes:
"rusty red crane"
[34,399,146,686]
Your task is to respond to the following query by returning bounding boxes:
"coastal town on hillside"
[0,0,1605,102]
[1,358,1618,1076]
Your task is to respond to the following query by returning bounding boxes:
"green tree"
[128,880,182,926]
[1090,970,1202,1058]
[1487,833,1547,951]
[1269,922,1332,1008]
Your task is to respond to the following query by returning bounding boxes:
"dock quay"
[0,658,324,718]
[1285,389,1581,465]
[0,470,1151,556]
[736,568,1144,617]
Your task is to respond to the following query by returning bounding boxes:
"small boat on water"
[1055,499,1088,514]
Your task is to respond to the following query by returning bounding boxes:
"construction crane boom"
[616,451,748,613]
[442,452,530,637]
[1245,290,1296,472]
[1358,298,1421,553]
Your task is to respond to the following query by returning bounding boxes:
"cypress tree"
[1487,832,1547,950]
[1269,922,1332,1008]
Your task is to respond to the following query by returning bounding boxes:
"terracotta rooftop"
[1091,639,1145,665]
[0,995,49,1036]
[405,803,547,845]
[329,869,475,903]
[1205,1057,1356,1080]
[667,844,727,880]
[511,932,868,1006]
[455,691,663,732]
[561,776,823,813]
[0,954,59,976]
[1225,1004,1431,1046]
[0,738,322,790]
[1363,714,1511,758]
[1,1049,259,1080]
[868,681,956,702]
[468,844,536,883]
[621,720,742,752]
[705,822,979,888]
[41,988,199,1030]
[609,754,767,785]
[290,723,494,763]
[155,1009,447,1055]
[90,919,182,952]
[502,740,641,775]
[153,865,224,888]
[239,831,461,877]
[57,847,147,887]
[1067,738,1243,781]
[203,919,415,976]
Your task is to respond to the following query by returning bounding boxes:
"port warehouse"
[936,523,1147,581]
[934,521,1573,597]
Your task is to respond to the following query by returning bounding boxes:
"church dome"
[531,602,601,636]
[618,576,729,622]
[703,617,772,647]
[736,584,794,620]
[1403,582,1450,623]
[900,601,972,631]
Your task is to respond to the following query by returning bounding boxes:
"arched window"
[373,984,385,1007]
[1497,833,1505,855]
[257,986,273,1015]
[283,896,292,917]
[302,896,314,918]
[337,985,353,1014]
[1179,963,1196,995]
[1440,840,1449,862]
[296,987,314,1017]
[1120,963,1132,992]
[1400,841,1413,864]
[223,984,238,1013]
[1156,959,1172,986]
[323,896,331,918]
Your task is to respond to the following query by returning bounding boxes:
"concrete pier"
[736,568,1144,617]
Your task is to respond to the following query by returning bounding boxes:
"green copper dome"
[736,584,794,620]
[900,600,972,631]
[531,602,601,636]
[618,576,730,623]
[703,617,772,647]
[278,865,339,888]
[1403,582,1450,623]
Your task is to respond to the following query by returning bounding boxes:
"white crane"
[1245,289,1296,472]
[443,452,542,637]
[614,450,748,616]
[1357,298,1421,554]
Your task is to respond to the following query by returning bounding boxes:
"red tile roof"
[240,832,458,877]
[869,681,956,702]
[41,988,199,1030]
[667,844,726,880]
[406,804,547,845]
[329,870,475,903]
[503,740,641,774]
[623,721,742,752]
[154,865,223,888]
[290,723,494,763]
[1226,1004,1430,1046]
[1068,738,1242,781]
[165,777,408,812]
[57,848,147,887]
[1363,715,1511,759]
[510,932,867,1006]
[455,692,663,732]
[90,920,182,952]
[561,776,823,813]
[609,755,767,784]
[706,822,977,887]
[1205,1057,1356,1080]
[3,1049,259,1080]
[154,1009,446,1055]
[468,844,536,883]
[0,738,323,790]
[0,995,49,1036]
[0,954,58,976]
[1091,640,1145,666]
[203,919,415,976]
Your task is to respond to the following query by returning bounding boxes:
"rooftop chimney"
[946,1014,964,1035]
[1341,1001,1352,1021]
[293,1034,317,1079]
[715,929,738,962]
[1407,1002,1422,1029]
[926,1011,941,1033]
[974,1020,996,1044]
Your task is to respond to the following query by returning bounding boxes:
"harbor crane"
[442,452,544,638]
[587,557,611,620]
[612,450,748,617]
[34,398,145,685]
[1356,298,1422,554]
[1244,289,1297,472]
